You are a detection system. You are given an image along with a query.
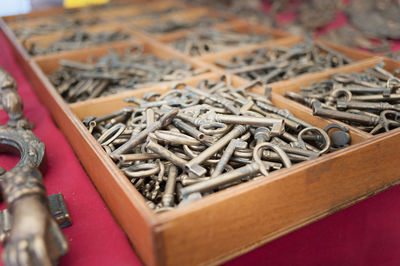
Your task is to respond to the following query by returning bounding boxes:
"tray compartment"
[33,39,214,102]
[66,72,393,265]
[267,57,400,136]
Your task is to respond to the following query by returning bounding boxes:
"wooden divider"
[222,19,291,39]
[318,39,378,61]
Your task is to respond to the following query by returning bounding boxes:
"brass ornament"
[0,67,69,266]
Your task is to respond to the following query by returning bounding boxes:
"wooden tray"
[62,70,400,265]
[2,2,400,265]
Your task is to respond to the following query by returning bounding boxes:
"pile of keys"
[49,44,207,103]
[285,63,400,134]
[27,30,131,55]
[214,41,352,84]
[139,15,227,34]
[171,29,271,56]
[82,76,351,212]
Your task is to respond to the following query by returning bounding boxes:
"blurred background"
[1,0,399,57]
[0,0,63,16]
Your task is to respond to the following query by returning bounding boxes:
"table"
[1,15,400,266]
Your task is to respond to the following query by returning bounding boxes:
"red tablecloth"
[0,32,141,266]
[1,15,400,266]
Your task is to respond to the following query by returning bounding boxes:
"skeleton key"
[332,73,382,88]
[336,101,400,112]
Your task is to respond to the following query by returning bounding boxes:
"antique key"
[324,123,351,150]
[312,100,379,126]
[336,101,400,112]
[181,163,261,196]
[331,73,382,88]
[211,139,247,178]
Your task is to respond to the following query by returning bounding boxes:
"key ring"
[122,163,161,178]
[152,130,200,146]
[298,127,331,155]
[199,122,229,135]
[97,123,126,146]
[253,142,292,176]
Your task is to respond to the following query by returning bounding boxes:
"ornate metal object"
[0,67,69,266]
